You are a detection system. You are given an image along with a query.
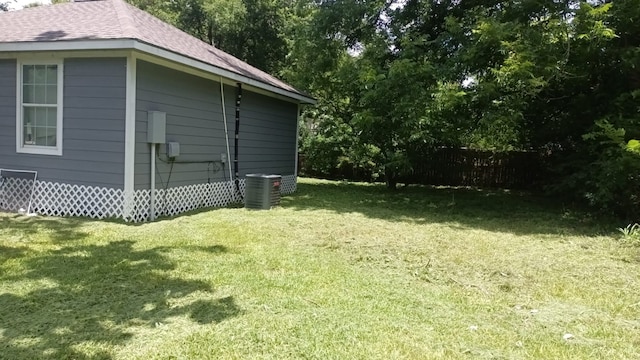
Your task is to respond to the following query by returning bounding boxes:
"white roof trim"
[0,39,316,104]
[132,42,315,104]
[0,39,137,52]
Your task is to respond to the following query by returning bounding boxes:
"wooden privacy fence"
[402,148,542,189]
[298,148,543,190]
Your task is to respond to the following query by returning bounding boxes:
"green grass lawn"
[1,178,639,359]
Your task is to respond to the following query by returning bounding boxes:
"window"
[16,60,63,156]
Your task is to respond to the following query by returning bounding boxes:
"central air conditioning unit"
[244,174,281,210]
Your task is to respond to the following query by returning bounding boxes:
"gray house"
[0,0,314,221]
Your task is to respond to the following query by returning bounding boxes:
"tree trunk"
[385,167,397,190]
[207,23,214,46]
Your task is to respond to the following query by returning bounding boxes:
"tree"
[128,0,288,74]
[293,0,481,187]
[293,0,640,212]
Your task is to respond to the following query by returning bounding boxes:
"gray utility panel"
[245,174,281,210]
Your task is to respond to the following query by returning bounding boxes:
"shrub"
[618,223,640,246]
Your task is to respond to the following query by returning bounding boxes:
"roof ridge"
[110,0,138,39]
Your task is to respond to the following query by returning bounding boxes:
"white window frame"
[16,59,64,156]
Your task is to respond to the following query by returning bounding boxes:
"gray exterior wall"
[0,57,127,188]
[239,89,298,175]
[134,60,297,190]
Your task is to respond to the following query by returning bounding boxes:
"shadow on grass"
[1,213,89,242]
[0,240,240,359]
[0,245,28,265]
[282,180,612,237]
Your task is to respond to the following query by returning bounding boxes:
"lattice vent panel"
[1,175,297,222]
[280,175,297,194]
[127,180,242,222]
[32,182,124,219]
[0,177,36,212]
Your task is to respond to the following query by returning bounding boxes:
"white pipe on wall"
[150,143,156,221]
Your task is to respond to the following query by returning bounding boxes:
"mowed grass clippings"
[0,178,639,359]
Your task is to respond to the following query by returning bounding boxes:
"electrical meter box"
[166,142,180,158]
[147,111,166,143]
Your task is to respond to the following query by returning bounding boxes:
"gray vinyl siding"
[0,60,16,154]
[0,58,126,188]
[134,60,298,190]
[238,90,298,175]
[134,61,230,189]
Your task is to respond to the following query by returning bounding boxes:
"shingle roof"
[0,0,311,102]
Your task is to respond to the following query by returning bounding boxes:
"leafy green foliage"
[569,121,640,220]
[294,0,640,216]
[627,139,640,155]
[618,223,640,246]
[128,0,287,73]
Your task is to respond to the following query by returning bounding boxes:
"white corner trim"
[15,59,64,156]
[15,60,19,155]
[123,53,137,218]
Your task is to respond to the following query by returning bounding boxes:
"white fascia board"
[138,52,303,105]
[0,39,137,52]
[136,51,303,106]
[0,50,131,60]
[132,42,316,104]
[0,39,317,104]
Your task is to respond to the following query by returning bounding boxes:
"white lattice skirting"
[0,175,297,222]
